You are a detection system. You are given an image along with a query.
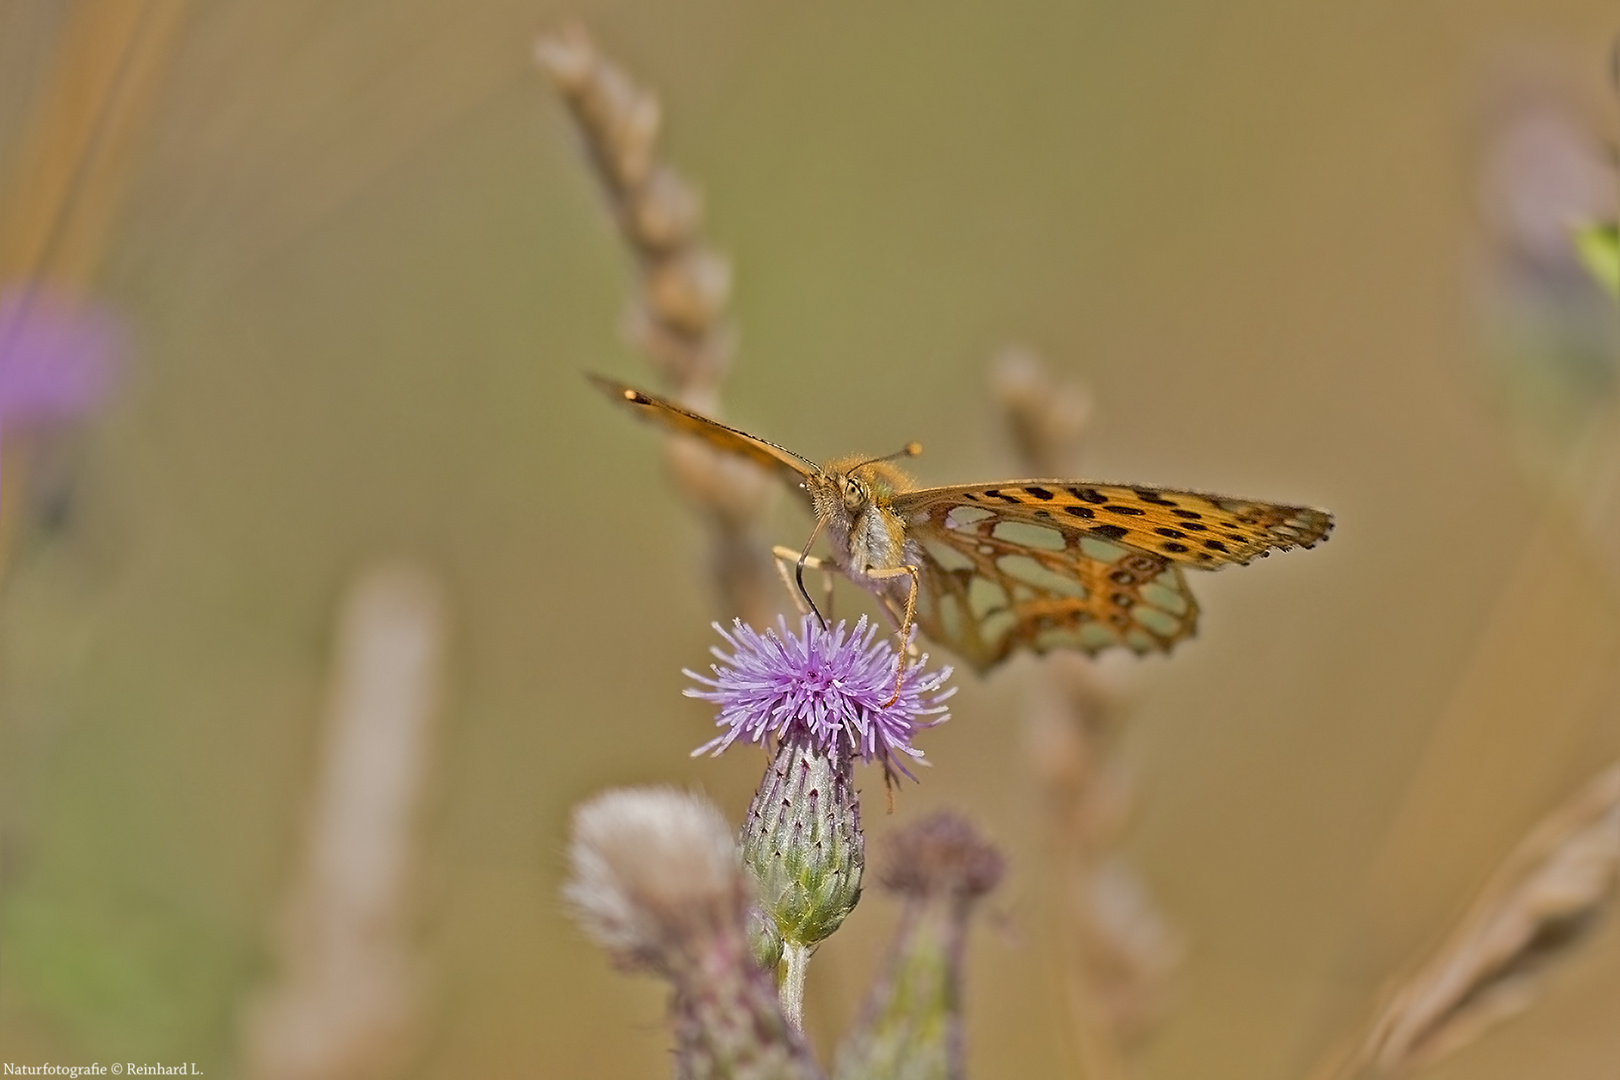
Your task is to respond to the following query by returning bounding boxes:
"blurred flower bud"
[565,787,821,1080]
[834,813,1004,1080]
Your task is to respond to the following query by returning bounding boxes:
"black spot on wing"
[1064,506,1094,520]
[1067,487,1109,504]
[1133,490,1178,506]
[1024,486,1054,500]
[1091,524,1129,540]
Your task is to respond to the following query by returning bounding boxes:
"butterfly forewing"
[588,374,816,489]
[894,482,1332,567]
[895,483,1329,670]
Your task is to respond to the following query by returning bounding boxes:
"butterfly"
[590,373,1333,693]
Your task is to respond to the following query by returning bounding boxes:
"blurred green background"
[2,2,1618,1078]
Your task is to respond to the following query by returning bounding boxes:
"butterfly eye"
[841,478,866,509]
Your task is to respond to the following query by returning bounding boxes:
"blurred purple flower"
[685,615,953,779]
[0,284,124,431]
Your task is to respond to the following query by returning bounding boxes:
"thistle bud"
[741,733,865,950]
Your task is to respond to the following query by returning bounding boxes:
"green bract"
[1573,222,1619,299]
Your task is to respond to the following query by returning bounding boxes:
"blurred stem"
[780,941,811,1030]
[0,0,189,283]
[0,442,33,588]
[1057,860,1127,1080]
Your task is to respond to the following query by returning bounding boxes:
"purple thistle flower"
[0,284,124,430]
[685,615,953,780]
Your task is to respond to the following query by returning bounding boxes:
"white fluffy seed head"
[565,787,742,962]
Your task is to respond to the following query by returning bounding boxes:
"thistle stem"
[780,941,811,1030]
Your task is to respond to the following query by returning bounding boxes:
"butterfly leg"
[863,563,920,707]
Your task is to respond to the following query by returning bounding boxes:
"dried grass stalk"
[1344,761,1620,1078]
[0,0,190,284]
[241,561,448,1080]
[537,22,735,388]
[990,349,1180,1079]
[989,347,1093,479]
[537,25,777,626]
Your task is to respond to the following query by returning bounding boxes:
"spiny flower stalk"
[833,813,1005,1080]
[565,788,821,1080]
[685,615,954,782]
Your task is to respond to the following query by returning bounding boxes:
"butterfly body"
[808,456,916,587]
[590,374,1333,674]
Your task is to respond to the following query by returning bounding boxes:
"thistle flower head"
[878,811,1006,903]
[685,615,953,780]
[564,787,743,968]
[564,787,820,1078]
[0,285,123,427]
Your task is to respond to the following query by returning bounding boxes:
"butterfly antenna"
[795,518,828,631]
[851,442,923,470]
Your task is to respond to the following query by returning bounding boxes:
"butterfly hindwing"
[904,497,1201,671]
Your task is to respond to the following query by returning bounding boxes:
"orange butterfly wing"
[590,374,1335,672]
[587,374,817,490]
[892,482,1332,671]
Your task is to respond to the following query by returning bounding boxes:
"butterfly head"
[812,443,922,516]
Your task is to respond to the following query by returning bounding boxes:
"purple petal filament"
[685,615,953,780]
